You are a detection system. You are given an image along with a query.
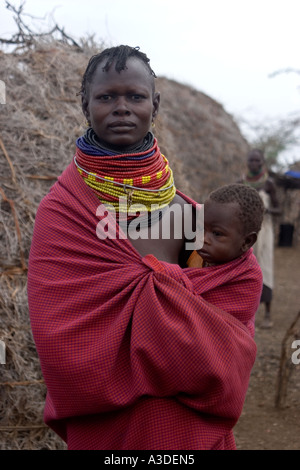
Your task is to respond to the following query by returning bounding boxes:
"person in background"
[240,148,281,328]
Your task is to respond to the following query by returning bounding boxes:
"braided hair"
[79,45,157,100]
[208,183,265,235]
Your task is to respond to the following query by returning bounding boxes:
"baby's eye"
[213,230,224,237]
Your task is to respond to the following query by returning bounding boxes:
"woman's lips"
[109,121,135,131]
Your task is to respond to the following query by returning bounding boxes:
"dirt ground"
[233,242,300,450]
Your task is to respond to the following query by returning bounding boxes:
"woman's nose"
[113,96,130,115]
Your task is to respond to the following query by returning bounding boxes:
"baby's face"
[197,199,246,264]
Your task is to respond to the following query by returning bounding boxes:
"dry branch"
[0,379,44,387]
[0,135,16,183]
[0,1,82,51]
[25,174,58,180]
[0,425,47,431]
[0,187,27,272]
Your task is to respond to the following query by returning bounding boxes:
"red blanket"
[187,250,262,338]
[28,161,258,450]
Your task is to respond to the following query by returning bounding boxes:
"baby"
[187,183,265,268]
[185,183,265,338]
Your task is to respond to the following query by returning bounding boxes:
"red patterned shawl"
[187,250,262,338]
[28,161,257,450]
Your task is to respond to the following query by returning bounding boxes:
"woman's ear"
[152,92,160,121]
[242,232,257,252]
[82,96,90,124]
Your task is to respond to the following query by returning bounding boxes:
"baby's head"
[208,183,264,236]
[197,183,264,265]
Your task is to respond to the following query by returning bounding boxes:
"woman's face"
[83,58,160,150]
[247,151,264,174]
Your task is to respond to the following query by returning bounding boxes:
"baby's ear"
[242,232,257,252]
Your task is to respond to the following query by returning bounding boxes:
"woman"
[27,45,256,450]
[241,148,281,328]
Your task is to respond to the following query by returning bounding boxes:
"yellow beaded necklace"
[74,136,176,213]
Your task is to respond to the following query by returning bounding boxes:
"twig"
[0,1,83,51]
[0,379,44,387]
[0,267,26,276]
[0,425,47,431]
[269,68,300,79]
[0,136,17,184]
[0,187,27,272]
[25,174,58,180]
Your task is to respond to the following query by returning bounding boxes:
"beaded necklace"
[75,129,176,222]
[245,167,268,189]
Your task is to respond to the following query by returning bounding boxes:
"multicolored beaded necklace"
[244,167,268,189]
[74,129,176,225]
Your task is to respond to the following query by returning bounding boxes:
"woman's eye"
[131,94,144,101]
[98,95,111,101]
